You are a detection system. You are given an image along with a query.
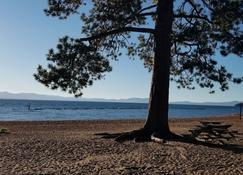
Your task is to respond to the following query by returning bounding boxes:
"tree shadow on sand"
[94,132,243,154]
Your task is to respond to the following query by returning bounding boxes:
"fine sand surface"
[1,116,243,175]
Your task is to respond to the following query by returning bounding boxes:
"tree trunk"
[143,0,173,137]
[103,0,175,142]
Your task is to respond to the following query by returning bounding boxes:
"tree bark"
[143,0,173,137]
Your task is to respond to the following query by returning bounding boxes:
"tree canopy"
[35,0,243,97]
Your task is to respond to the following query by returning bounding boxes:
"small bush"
[0,128,9,134]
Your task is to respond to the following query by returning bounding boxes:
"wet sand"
[1,116,243,175]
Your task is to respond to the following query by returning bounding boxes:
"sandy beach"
[1,116,243,175]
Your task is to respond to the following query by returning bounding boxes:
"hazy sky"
[0,0,243,102]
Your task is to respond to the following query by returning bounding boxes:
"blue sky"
[0,0,242,102]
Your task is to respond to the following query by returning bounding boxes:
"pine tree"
[35,0,243,141]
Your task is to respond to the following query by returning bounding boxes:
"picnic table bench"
[189,122,238,144]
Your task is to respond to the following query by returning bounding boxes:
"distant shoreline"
[0,98,240,107]
[0,92,241,106]
[0,115,240,123]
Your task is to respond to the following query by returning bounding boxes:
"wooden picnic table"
[189,122,238,144]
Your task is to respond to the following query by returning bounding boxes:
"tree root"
[114,128,151,142]
[95,128,181,143]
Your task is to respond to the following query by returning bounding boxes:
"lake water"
[0,99,239,121]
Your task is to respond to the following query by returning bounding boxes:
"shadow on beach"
[95,132,243,154]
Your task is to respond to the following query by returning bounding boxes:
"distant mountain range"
[0,91,241,106]
[0,91,148,103]
[171,101,242,107]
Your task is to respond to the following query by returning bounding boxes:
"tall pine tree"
[35,0,243,141]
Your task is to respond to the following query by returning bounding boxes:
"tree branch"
[186,0,201,16]
[79,27,155,41]
[139,12,156,17]
[138,4,157,14]
[174,14,212,24]
[201,0,215,12]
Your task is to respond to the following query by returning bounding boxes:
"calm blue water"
[0,99,239,121]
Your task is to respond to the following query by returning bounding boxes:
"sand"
[1,116,243,175]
